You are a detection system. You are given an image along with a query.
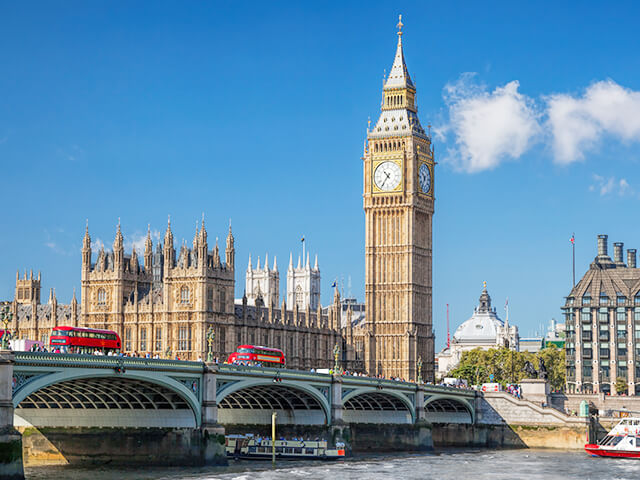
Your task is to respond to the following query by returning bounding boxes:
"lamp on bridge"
[333,343,341,374]
[0,306,13,350]
[417,356,423,384]
[206,327,215,363]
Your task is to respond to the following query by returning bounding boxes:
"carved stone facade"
[363,21,435,381]
[286,253,321,311]
[1,219,364,371]
[245,254,279,307]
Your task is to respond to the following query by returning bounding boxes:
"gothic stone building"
[4,220,359,370]
[564,234,640,395]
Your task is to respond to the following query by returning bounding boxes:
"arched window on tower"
[97,289,106,306]
[181,286,190,304]
[295,285,304,309]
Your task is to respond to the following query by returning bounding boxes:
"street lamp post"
[333,343,341,374]
[0,306,13,350]
[417,356,423,384]
[206,327,215,363]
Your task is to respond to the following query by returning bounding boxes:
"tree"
[448,345,567,391]
[615,376,628,395]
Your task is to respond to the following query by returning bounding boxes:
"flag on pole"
[570,234,575,244]
[301,236,305,243]
[331,280,337,288]
[505,298,509,310]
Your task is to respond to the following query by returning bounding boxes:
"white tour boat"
[226,434,345,460]
[585,417,640,458]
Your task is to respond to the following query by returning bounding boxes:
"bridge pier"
[201,363,226,465]
[0,351,24,480]
[330,374,343,424]
[415,385,426,423]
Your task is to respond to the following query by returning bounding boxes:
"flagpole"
[572,232,576,288]
[446,304,450,349]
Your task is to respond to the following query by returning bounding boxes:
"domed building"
[436,284,519,379]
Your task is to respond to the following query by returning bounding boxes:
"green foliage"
[615,377,628,395]
[448,345,566,391]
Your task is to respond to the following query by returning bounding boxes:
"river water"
[24,449,640,480]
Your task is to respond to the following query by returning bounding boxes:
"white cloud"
[124,230,160,253]
[440,74,541,173]
[589,174,633,196]
[546,80,640,164]
[91,238,105,251]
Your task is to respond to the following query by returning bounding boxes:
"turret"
[163,216,175,272]
[144,225,153,272]
[82,220,92,275]
[199,217,208,265]
[113,220,124,270]
[225,222,235,270]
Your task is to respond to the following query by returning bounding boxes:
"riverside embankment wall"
[17,427,227,467]
[478,392,589,449]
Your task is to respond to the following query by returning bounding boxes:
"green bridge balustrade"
[0,351,478,430]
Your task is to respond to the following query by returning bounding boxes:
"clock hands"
[381,171,391,188]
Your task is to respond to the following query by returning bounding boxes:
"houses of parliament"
[2,18,435,381]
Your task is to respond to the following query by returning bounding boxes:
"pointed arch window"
[295,285,304,309]
[97,289,106,306]
[181,286,190,304]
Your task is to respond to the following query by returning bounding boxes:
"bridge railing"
[14,352,204,373]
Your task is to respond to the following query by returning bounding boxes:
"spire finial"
[483,280,487,290]
[397,14,403,37]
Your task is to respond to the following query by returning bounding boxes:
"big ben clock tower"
[363,16,435,381]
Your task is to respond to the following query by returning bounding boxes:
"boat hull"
[227,452,344,461]
[585,444,640,458]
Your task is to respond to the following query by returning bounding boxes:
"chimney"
[614,242,625,265]
[597,234,608,257]
[628,249,637,268]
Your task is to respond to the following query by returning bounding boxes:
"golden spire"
[483,281,487,290]
[397,14,403,37]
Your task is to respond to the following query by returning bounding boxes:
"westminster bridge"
[4,351,477,428]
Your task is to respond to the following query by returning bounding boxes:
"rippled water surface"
[24,449,640,480]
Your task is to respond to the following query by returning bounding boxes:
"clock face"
[374,161,402,191]
[419,163,431,194]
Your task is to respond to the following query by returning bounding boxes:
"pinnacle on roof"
[164,215,173,243]
[114,219,124,249]
[384,15,414,90]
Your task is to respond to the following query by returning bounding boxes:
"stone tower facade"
[363,18,435,381]
[15,270,41,304]
[286,253,320,311]
[246,254,279,307]
[81,219,236,358]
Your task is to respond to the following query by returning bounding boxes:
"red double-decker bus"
[49,326,121,354]
[226,345,285,367]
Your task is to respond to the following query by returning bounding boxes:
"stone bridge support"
[331,375,343,424]
[0,351,24,479]
[201,363,225,465]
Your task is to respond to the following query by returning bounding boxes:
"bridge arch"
[342,388,414,424]
[13,369,201,428]
[424,394,474,424]
[217,379,330,425]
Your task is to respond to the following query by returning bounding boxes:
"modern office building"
[564,234,640,395]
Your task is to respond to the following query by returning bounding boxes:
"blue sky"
[2,1,640,349]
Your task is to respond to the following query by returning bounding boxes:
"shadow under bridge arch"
[217,381,330,425]
[14,372,201,428]
[342,389,414,424]
[424,395,474,424]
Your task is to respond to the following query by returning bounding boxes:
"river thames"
[23,449,640,480]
